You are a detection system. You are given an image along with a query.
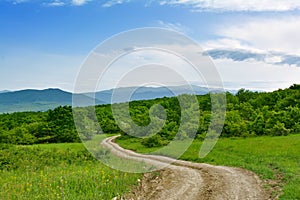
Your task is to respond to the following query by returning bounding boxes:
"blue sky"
[1,0,300,92]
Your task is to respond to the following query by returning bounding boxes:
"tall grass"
[0,143,141,200]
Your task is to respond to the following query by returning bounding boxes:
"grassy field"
[116,134,300,200]
[0,142,142,200]
[1,135,298,199]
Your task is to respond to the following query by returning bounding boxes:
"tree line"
[0,84,299,145]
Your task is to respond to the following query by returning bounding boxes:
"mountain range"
[0,85,228,113]
[0,90,10,94]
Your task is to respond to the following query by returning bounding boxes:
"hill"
[0,89,103,113]
[0,90,10,94]
[0,85,223,113]
[89,85,216,103]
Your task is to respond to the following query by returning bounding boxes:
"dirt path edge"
[102,136,272,200]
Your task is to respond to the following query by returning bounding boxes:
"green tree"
[271,122,290,136]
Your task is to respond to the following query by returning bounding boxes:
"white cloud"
[203,38,261,53]
[157,20,190,34]
[11,0,300,11]
[214,59,300,91]
[160,0,300,12]
[89,48,300,92]
[8,0,300,11]
[218,17,300,55]
[44,0,65,7]
[205,49,300,67]
[102,0,131,8]
[10,0,90,6]
[200,15,300,92]
[11,0,30,4]
[72,0,88,6]
[80,44,212,92]
[201,16,300,90]
[204,16,300,56]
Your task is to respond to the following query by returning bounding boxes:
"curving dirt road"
[102,136,269,200]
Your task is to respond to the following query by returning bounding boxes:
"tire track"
[102,136,268,200]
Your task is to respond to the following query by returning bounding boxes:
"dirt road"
[102,136,269,200]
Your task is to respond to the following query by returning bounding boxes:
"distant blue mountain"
[0,86,230,113]
[89,85,213,104]
[0,89,102,113]
[0,90,10,94]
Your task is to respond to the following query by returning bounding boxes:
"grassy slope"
[0,142,142,200]
[116,134,300,199]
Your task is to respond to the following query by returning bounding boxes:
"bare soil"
[102,136,272,200]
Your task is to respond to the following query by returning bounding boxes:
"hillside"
[0,84,298,145]
[90,85,216,103]
[0,85,222,113]
[0,89,103,113]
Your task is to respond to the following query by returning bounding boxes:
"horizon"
[1,83,298,94]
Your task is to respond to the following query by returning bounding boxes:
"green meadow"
[0,142,142,200]
[0,85,299,199]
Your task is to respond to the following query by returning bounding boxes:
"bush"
[142,135,167,148]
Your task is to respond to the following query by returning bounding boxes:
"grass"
[116,134,300,200]
[0,139,143,200]
[1,163,137,200]
[32,142,84,151]
[1,134,298,199]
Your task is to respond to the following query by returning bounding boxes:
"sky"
[1,0,300,92]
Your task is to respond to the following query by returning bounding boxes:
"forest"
[0,84,299,146]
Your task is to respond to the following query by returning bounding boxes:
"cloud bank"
[202,16,300,67]
[205,49,300,67]
[10,0,300,11]
[159,0,300,12]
